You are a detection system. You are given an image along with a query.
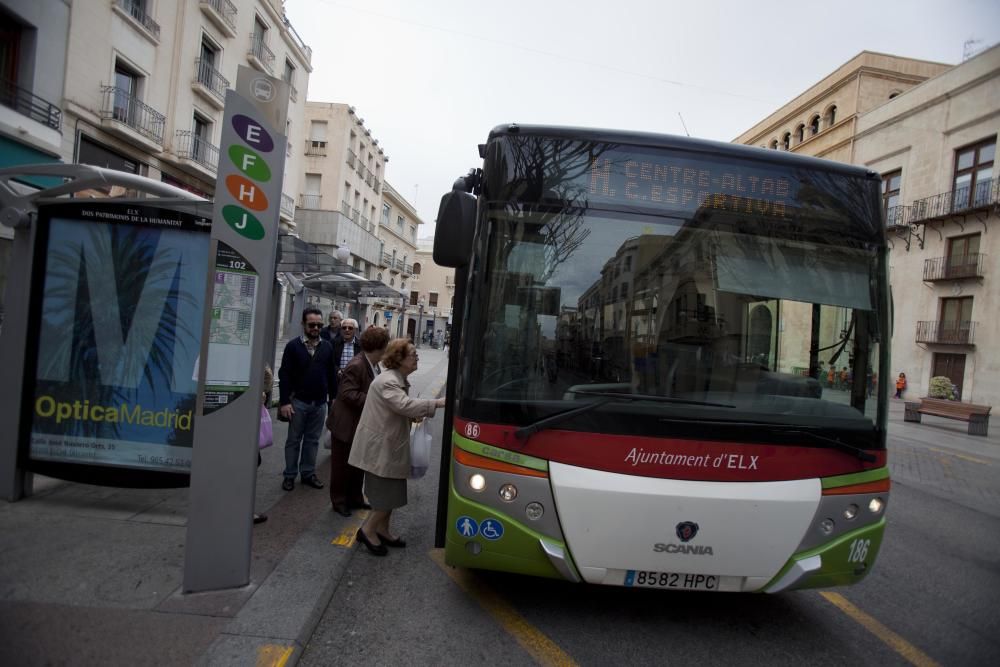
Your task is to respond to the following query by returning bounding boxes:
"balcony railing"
[249,34,275,73]
[100,85,165,144]
[280,193,295,218]
[174,130,219,172]
[380,252,391,267]
[195,58,229,102]
[350,207,360,223]
[200,0,237,33]
[346,150,356,168]
[911,179,999,224]
[304,139,327,156]
[373,179,381,194]
[341,200,351,217]
[361,215,370,229]
[403,263,413,275]
[366,173,374,188]
[923,254,986,282]
[884,205,911,228]
[299,193,322,209]
[0,78,61,131]
[916,320,977,345]
[115,0,160,40]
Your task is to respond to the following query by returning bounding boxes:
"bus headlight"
[525,502,544,521]
[498,483,518,502]
[844,504,859,520]
[469,474,486,492]
[869,497,884,514]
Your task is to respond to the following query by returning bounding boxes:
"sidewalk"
[0,346,451,667]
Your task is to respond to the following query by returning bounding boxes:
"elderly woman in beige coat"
[349,337,445,556]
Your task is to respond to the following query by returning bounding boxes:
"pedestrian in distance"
[894,372,907,399]
[328,326,389,517]
[320,310,343,344]
[278,307,338,492]
[349,338,446,556]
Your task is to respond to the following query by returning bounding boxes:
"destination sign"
[584,150,797,218]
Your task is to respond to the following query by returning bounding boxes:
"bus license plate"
[625,570,719,591]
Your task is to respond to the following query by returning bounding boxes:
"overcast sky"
[283,0,1000,236]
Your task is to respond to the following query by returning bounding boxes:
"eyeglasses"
[342,326,356,331]
[305,323,323,329]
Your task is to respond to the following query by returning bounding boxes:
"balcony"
[248,34,275,74]
[173,130,219,177]
[113,0,160,42]
[379,252,391,267]
[192,58,229,108]
[373,179,381,194]
[199,0,237,38]
[916,320,977,346]
[299,193,322,209]
[341,200,351,217]
[361,215,370,230]
[403,263,413,276]
[366,172,374,188]
[99,85,165,150]
[346,150,356,168]
[280,193,295,220]
[884,205,911,228]
[389,257,400,273]
[923,254,986,282]
[304,139,327,156]
[0,78,61,131]
[910,179,999,224]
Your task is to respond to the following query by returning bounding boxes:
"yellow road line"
[331,511,369,547]
[820,592,941,667]
[256,644,294,667]
[927,447,991,465]
[429,549,578,667]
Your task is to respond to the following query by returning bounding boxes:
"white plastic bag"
[409,419,432,479]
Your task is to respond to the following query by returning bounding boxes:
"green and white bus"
[432,125,890,592]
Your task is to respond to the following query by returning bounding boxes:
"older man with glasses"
[331,318,362,374]
[277,307,338,491]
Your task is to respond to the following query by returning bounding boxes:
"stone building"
[735,47,999,405]
[377,182,420,337]
[411,241,455,347]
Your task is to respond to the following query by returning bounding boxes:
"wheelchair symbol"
[480,518,504,540]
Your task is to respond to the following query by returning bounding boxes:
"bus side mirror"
[433,190,476,268]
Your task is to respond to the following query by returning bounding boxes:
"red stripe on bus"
[454,418,886,482]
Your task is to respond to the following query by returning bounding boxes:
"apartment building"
[735,47,1000,405]
[59,0,311,226]
[0,0,70,324]
[410,241,455,347]
[297,101,391,326]
[379,182,420,336]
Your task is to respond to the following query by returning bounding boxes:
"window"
[397,215,404,231]
[252,16,267,43]
[113,61,141,123]
[413,262,421,275]
[192,113,211,162]
[429,292,439,307]
[411,225,417,243]
[825,105,837,127]
[810,115,820,135]
[309,121,327,148]
[198,38,220,87]
[953,138,995,209]
[410,291,418,306]
[939,296,973,344]
[881,170,901,224]
[283,59,295,87]
[782,132,790,150]
[770,139,778,150]
[946,234,981,278]
[381,203,391,225]
[796,124,805,144]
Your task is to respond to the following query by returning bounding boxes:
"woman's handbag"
[409,419,432,479]
[259,405,273,449]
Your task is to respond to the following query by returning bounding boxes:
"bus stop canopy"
[276,234,404,303]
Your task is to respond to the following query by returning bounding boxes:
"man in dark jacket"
[331,317,362,376]
[278,307,338,491]
[320,310,343,344]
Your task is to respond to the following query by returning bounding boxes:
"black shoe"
[377,533,406,548]
[302,475,324,489]
[355,529,388,556]
[253,513,268,524]
[282,478,294,491]
[332,504,352,517]
[350,501,372,510]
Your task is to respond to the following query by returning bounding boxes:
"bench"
[904,397,991,436]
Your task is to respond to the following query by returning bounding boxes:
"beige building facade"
[736,47,1000,406]
[59,0,311,226]
[378,182,420,337]
[410,242,455,347]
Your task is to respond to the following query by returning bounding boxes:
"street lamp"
[416,296,425,348]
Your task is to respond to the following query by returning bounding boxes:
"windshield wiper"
[513,391,734,441]
[784,429,877,463]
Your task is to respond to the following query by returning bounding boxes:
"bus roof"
[487,124,878,181]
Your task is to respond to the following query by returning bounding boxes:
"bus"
[432,125,890,593]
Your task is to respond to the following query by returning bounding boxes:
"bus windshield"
[463,205,886,436]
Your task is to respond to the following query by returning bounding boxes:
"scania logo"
[676,521,699,543]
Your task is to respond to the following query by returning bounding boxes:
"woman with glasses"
[349,338,446,556]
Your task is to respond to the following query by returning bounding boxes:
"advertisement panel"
[25,201,211,484]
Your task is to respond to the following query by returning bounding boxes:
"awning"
[276,234,404,303]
